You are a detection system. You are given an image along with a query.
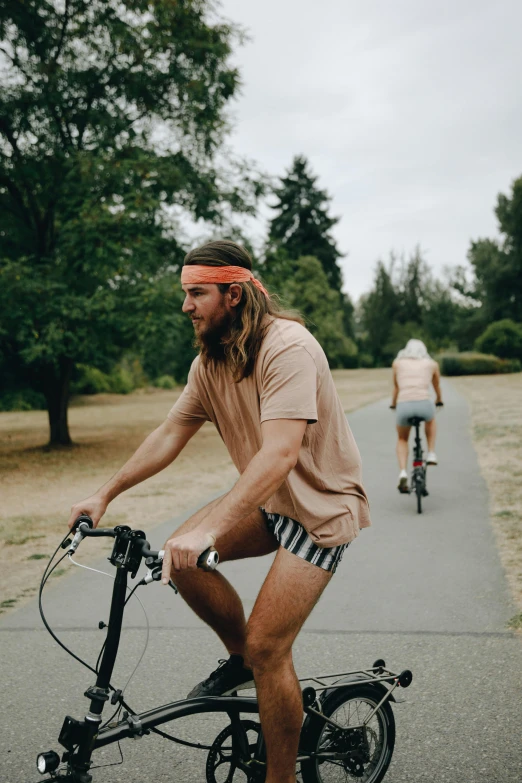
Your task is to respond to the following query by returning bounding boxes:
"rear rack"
[298,660,413,733]
[298,660,413,693]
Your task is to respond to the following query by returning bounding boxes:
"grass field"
[452,373,522,627]
[0,368,392,614]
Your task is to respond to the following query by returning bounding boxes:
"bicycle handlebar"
[69,517,219,572]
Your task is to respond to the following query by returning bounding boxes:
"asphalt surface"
[1,380,521,782]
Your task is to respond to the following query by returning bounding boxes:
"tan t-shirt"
[168,317,370,547]
[393,357,438,403]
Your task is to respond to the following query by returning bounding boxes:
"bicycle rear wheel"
[300,684,395,783]
[411,469,423,514]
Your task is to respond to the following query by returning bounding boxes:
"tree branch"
[0,171,34,228]
[51,0,71,67]
[0,45,39,90]
[0,118,42,232]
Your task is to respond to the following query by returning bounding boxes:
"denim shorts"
[261,510,349,573]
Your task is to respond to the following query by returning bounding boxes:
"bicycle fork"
[45,568,129,782]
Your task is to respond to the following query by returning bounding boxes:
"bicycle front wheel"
[301,684,395,783]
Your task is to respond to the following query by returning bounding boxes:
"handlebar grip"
[155,546,219,571]
[436,401,444,407]
[197,547,219,571]
[73,514,94,532]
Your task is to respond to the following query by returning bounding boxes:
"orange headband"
[181,265,270,298]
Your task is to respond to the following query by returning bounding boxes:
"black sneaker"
[186,655,254,698]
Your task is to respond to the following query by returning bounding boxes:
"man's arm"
[67,418,203,528]
[161,418,307,578]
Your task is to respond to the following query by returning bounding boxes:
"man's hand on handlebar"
[161,529,217,583]
[67,494,108,530]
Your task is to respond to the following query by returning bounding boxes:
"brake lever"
[142,566,178,592]
[68,518,94,554]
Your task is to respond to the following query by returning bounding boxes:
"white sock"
[399,469,407,478]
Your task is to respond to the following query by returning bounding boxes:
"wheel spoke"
[306,692,392,783]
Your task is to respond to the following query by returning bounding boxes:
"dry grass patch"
[0,389,238,613]
[331,368,391,412]
[0,370,391,615]
[452,373,522,622]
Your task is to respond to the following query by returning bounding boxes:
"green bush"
[439,352,521,376]
[71,357,148,396]
[153,375,177,389]
[71,365,113,395]
[108,367,134,394]
[358,352,375,368]
[0,388,47,411]
[475,319,522,360]
[117,356,148,390]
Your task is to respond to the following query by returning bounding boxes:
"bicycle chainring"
[206,719,263,783]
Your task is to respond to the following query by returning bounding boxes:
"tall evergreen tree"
[359,261,399,365]
[0,0,262,445]
[267,155,343,291]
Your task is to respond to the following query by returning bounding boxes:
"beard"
[193,308,235,363]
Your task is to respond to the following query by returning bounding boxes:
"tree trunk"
[45,359,73,446]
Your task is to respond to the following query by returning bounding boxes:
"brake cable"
[39,532,221,753]
[39,533,99,677]
[38,533,144,717]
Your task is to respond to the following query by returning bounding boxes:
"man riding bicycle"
[68,240,371,783]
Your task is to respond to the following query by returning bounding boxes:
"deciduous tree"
[465,176,522,321]
[0,0,262,444]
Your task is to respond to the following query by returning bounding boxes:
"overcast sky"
[219,0,522,301]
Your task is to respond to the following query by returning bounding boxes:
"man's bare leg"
[168,500,278,658]
[246,548,332,783]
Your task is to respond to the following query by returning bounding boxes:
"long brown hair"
[183,240,303,381]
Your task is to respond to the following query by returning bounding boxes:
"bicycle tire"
[416,480,422,514]
[300,683,395,783]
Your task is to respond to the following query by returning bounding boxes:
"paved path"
[1,381,521,781]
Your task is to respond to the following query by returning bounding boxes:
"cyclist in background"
[390,339,443,492]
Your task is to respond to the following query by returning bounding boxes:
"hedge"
[475,319,522,360]
[0,388,46,412]
[439,352,522,376]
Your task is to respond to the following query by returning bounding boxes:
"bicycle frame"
[411,418,423,465]
[407,417,427,513]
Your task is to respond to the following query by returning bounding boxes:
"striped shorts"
[261,510,349,574]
